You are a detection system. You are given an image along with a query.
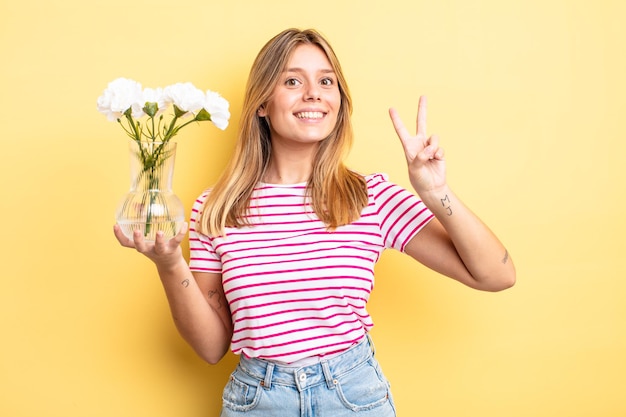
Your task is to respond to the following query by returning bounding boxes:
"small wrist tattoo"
[181,279,190,288]
[501,250,509,264]
[440,194,452,216]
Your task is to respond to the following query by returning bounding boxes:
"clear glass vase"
[115,140,185,241]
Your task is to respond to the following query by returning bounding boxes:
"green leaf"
[173,104,187,118]
[195,108,212,121]
[143,102,158,117]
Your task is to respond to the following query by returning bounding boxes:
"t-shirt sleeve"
[188,190,223,273]
[367,173,435,252]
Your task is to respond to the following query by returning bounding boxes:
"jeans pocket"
[334,359,391,412]
[221,371,262,412]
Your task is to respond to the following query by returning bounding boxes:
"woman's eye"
[285,78,300,86]
[320,77,334,86]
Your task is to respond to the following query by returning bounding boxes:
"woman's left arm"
[404,187,516,291]
[390,96,516,291]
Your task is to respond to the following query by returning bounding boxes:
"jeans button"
[299,372,307,383]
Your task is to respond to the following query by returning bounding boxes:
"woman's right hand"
[113,222,188,271]
[389,95,447,196]
[114,223,233,363]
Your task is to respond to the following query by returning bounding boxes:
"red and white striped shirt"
[188,173,434,363]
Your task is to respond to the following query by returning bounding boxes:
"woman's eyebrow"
[284,67,335,74]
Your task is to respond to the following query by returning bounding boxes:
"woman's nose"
[304,83,321,101]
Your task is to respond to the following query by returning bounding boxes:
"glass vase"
[115,140,185,241]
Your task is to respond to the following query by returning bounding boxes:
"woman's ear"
[257,105,267,117]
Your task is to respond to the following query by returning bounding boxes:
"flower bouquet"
[97,77,230,241]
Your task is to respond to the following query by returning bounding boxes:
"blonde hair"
[198,28,367,236]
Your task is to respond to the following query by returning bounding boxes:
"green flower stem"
[168,118,197,139]
[136,140,170,237]
[121,108,207,238]
[162,115,179,142]
[145,165,157,237]
[123,111,142,142]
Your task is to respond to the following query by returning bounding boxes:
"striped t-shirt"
[188,173,434,364]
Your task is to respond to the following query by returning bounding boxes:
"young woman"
[114,28,515,417]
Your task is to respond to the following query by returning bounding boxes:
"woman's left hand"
[389,95,447,195]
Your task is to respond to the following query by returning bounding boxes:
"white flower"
[142,87,168,116]
[98,77,230,144]
[163,82,206,117]
[97,77,144,121]
[204,90,230,130]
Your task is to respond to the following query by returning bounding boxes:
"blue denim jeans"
[219,336,396,417]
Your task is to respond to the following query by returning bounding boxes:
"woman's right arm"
[114,223,233,364]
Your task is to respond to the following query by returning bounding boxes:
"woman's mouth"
[294,111,325,119]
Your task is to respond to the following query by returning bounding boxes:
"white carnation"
[163,82,206,117]
[204,90,230,130]
[96,77,144,121]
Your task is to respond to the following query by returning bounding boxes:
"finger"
[166,223,189,252]
[418,134,441,161]
[153,222,188,253]
[416,95,427,137]
[434,146,445,160]
[429,135,446,160]
[427,133,439,149]
[113,224,135,248]
[153,230,167,253]
[388,107,411,141]
[172,222,189,246]
[132,229,149,253]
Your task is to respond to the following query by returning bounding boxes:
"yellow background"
[1,0,625,416]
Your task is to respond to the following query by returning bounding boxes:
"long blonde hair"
[198,28,368,236]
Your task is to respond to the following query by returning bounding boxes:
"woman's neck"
[262,163,311,184]
[263,143,317,184]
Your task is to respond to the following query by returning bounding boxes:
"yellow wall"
[2,0,625,416]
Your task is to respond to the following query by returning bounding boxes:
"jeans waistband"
[237,336,375,392]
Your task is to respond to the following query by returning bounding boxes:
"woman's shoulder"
[191,188,212,214]
[194,188,211,202]
[363,172,394,189]
[362,173,416,201]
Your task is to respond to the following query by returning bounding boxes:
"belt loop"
[366,333,376,356]
[321,360,336,389]
[262,362,274,390]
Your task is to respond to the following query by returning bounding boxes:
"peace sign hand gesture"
[389,96,446,196]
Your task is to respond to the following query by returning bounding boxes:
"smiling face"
[258,43,341,148]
